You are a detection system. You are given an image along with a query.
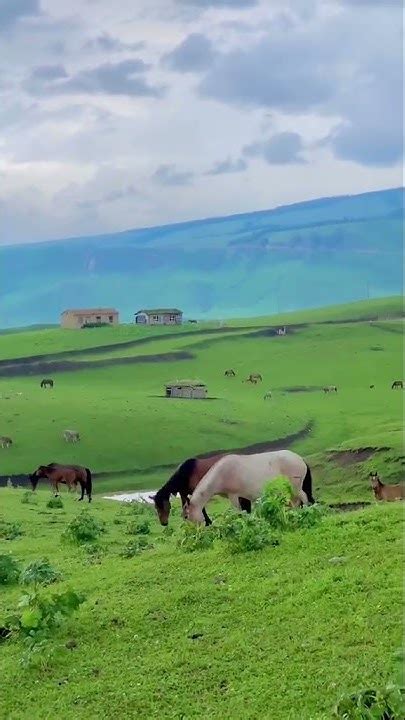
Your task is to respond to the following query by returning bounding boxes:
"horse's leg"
[78,481,84,501]
[238,497,252,513]
[53,480,59,497]
[202,508,212,526]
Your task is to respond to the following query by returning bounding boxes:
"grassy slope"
[0,298,403,719]
[0,298,403,500]
[0,491,403,720]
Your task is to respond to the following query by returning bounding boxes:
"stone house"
[165,381,207,399]
[61,308,119,329]
[134,308,183,325]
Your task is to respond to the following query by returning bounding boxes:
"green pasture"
[0,298,403,502]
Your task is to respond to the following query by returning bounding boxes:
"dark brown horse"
[152,455,251,526]
[30,463,92,502]
[224,369,236,377]
[391,380,403,390]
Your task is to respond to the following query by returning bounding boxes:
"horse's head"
[369,471,381,490]
[185,501,205,525]
[152,492,171,526]
[30,465,48,489]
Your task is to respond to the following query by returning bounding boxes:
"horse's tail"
[302,463,315,505]
[85,468,92,499]
[30,474,39,491]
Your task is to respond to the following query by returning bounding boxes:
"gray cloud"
[206,157,247,175]
[83,33,144,53]
[0,0,41,29]
[152,164,194,186]
[163,33,216,73]
[244,132,306,165]
[199,36,335,113]
[176,0,257,7]
[25,59,164,97]
[339,0,401,5]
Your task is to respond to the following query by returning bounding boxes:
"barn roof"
[135,308,182,315]
[61,308,118,315]
[165,379,206,388]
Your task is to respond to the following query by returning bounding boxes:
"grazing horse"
[323,385,337,394]
[185,449,315,524]
[263,391,272,400]
[391,380,403,390]
[40,378,54,389]
[63,429,80,443]
[244,373,263,384]
[0,436,12,449]
[30,463,92,502]
[224,369,236,377]
[152,455,251,526]
[369,472,404,502]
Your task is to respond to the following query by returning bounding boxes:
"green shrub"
[46,496,64,509]
[217,511,279,554]
[333,684,404,719]
[126,518,151,536]
[21,491,38,505]
[0,518,23,540]
[19,558,62,588]
[120,536,152,558]
[177,523,216,553]
[287,503,327,530]
[255,478,293,529]
[7,589,85,643]
[62,511,105,545]
[0,554,20,585]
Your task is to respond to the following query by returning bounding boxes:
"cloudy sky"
[0,0,403,244]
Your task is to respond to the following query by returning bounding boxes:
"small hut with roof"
[165,380,207,399]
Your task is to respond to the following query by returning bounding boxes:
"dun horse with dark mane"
[30,463,92,502]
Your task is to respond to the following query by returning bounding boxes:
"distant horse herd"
[1,373,404,521]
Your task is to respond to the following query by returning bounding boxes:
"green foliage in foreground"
[0,488,403,719]
[333,685,404,719]
[0,553,20,585]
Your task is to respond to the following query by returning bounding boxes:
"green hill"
[0,187,403,328]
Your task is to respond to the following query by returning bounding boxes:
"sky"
[0,0,403,245]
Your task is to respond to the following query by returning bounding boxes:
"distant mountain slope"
[0,187,403,328]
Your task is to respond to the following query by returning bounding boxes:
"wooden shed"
[165,381,207,399]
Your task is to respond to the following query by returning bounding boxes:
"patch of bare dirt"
[328,501,372,512]
[281,386,322,393]
[329,447,390,467]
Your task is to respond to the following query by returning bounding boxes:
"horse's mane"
[154,457,197,507]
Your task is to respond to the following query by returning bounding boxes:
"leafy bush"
[21,491,38,505]
[217,511,279,554]
[7,589,85,643]
[0,554,20,585]
[126,518,151,536]
[19,558,62,588]
[46,496,64,509]
[287,503,327,530]
[0,518,23,540]
[120,536,152,558]
[177,523,216,553]
[333,684,404,719]
[255,478,293,529]
[62,511,105,545]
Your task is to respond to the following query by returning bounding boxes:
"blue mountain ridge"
[0,187,403,328]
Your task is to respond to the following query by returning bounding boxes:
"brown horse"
[244,373,262,384]
[152,455,251,526]
[30,463,92,502]
[391,380,403,390]
[369,472,404,502]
